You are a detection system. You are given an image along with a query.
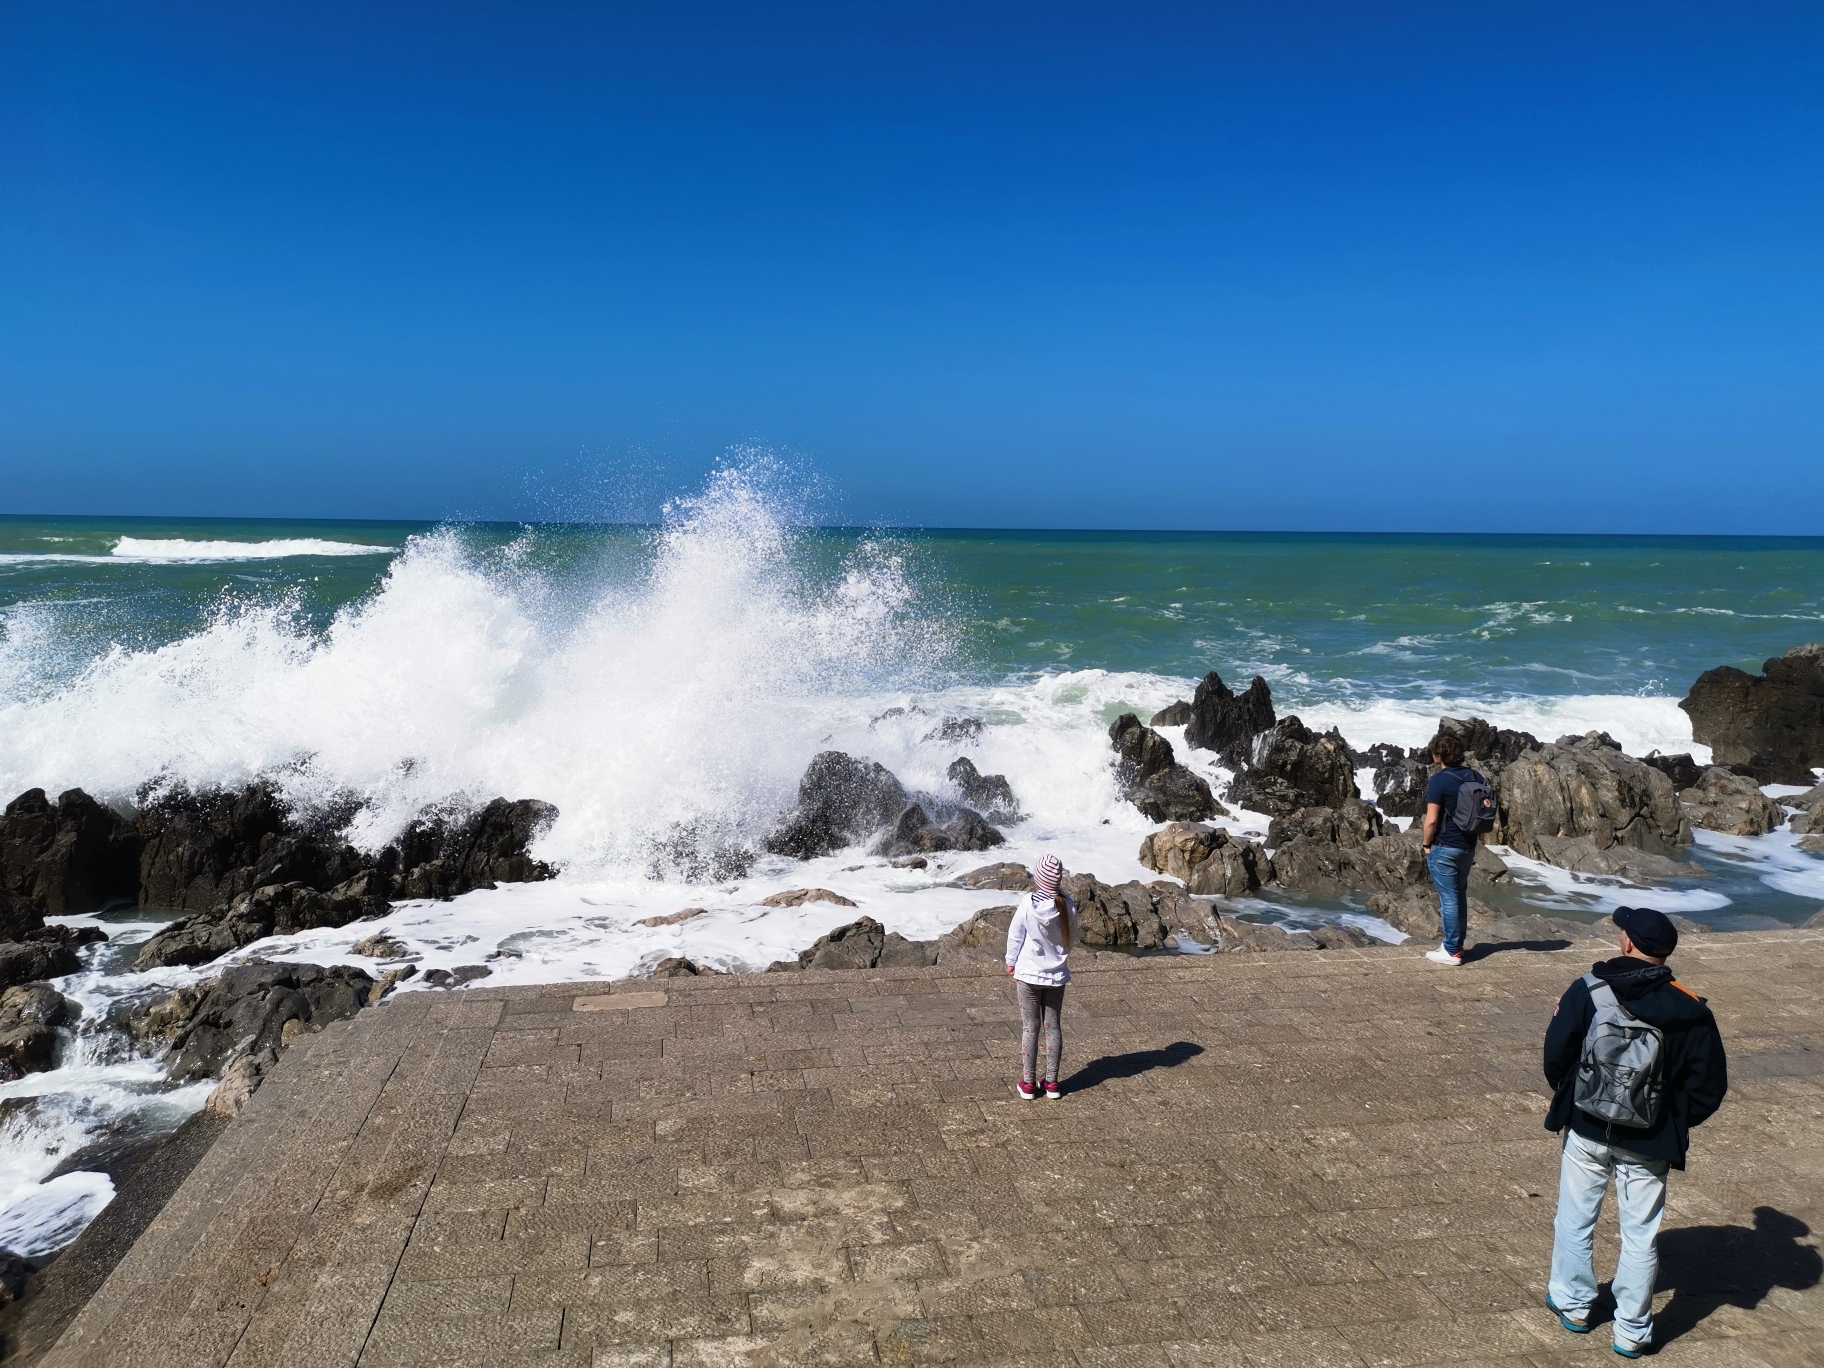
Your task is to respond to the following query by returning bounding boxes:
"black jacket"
[1543,956,1728,1168]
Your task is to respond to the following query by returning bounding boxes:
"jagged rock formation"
[1265,802,1433,896]
[1679,767,1787,837]
[1149,700,1192,727]
[1108,714,1220,822]
[1136,823,1272,897]
[949,863,1036,891]
[767,917,938,971]
[1181,672,1277,759]
[1435,716,1541,779]
[1360,743,1430,818]
[873,803,1005,858]
[1494,731,1693,873]
[1681,644,1824,783]
[765,752,911,859]
[1226,717,1358,817]
[945,757,1020,823]
[0,788,141,915]
[0,982,76,1080]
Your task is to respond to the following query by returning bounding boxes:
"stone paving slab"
[40,930,1824,1367]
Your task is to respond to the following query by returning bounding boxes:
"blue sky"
[3,2,1820,531]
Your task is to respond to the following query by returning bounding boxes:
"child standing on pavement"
[1006,853,1078,1099]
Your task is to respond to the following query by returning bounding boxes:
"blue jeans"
[1426,845,1474,955]
[1549,1128,1669,1350]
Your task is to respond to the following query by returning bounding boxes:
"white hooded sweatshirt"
[1004,890,1079,987]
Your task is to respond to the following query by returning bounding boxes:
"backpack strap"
[1584,974,1641,1021]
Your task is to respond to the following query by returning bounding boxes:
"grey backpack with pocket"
[1574,973,1666,1129]
[1451,770,1498,836]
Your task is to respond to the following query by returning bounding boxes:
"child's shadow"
[1062,1041,1203,1093]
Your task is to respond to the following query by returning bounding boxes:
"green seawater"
[6,515,1823,701]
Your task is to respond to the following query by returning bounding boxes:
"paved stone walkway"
[42,930,1824,1367]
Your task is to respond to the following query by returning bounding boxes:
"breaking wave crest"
[0,466,950,874]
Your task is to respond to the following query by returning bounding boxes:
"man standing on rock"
[1418,730,1490,966]
[1542,906,1729,1359]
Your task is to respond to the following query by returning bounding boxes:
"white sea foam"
[0,537,396,565]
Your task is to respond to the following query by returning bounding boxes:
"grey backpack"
[1574,973,1666,1129]
[1452,771,1498,835]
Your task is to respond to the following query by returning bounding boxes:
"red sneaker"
[1042,1080,1061,1099]
[1016,1080,1038,1100]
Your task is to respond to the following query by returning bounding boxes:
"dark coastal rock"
[135,875,387,970]
[652,956,717,977]
[1182,672,1277,760]
[873,803,1005,858]
[1063,872,1170,951]
[0,941,82,991]
[385,798,559,899]
[1787,782,1824,835]
[1360,744,1431,818]
[1366,885,1502,943]
[933,906,1017,965]
[1136,823,1271,897]
[950,863,1035,891]
[1524,837,1706,881]
[1495,733,1692,867]
[945,757,1020,823]
[165,959,376,1084]
[1267,807,1430,897]
[0,983,76,1081]
[1226,717,1358,817]
[0,889,49,942]
[923,716,984,745]
[421,965,492,988]
[1680,644,1824,783]
[771,917,938,972]
[766,752,911,860]
[1436,716,1541,779]
[1642,751,1706,791]
[135,781,300,913]
[1215,916,1318,953]
[0,788,141,916]
[1149,700,1193,727]
[1679,767,1787,837]
[1108,714,1220,822]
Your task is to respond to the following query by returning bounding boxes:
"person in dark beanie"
[1541,906,1728,1358]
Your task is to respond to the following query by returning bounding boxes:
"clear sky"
[3,2,1821,531]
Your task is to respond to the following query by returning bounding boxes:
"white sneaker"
[1424,946,1463,966]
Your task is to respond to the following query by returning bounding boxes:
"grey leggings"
[1016,980,1066,1084]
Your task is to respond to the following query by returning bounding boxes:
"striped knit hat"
[1033,854,1063,898]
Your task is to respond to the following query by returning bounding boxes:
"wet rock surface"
[0,789,141,917]
[1136,823,1271,897]
[1681,643,1824,783]
[872,802,1005,858]
[1495,731,1692,865]
[1679,766,1788,836]
[163,960,377,1085]
[1181,671,1277,759]
[765,752,911,860]
[1226,716,1359,817]
[0,983,76,1081]
[944,757,1020,823]
[1108,714,1220,822]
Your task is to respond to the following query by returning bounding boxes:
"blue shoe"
[1613,1340,1651,1359]
[1546,1296,1591,1334]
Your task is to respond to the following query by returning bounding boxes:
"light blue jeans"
[1549,1128,1669,1350]
[1426,845,1474,956]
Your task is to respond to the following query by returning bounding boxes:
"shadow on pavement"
[1462,938,1572,963]
[1063,1041,1203,1094]
[1649,1206,1824,1346]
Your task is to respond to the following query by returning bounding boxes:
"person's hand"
[1006,965,1015,975]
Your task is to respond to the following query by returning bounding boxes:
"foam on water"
[0,537,397,565]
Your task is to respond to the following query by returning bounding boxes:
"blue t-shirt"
[1425,766,1484,849]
